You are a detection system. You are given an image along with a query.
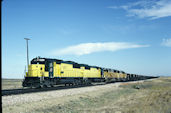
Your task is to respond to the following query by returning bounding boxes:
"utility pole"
[24,38,30,72]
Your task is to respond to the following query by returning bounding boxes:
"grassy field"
[35,77,171,113]
[2,77,171,113]
[2,79,23,90]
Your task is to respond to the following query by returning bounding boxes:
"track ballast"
[2,79,156,96]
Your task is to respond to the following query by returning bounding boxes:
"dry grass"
[2,79,23,90]
[119,77,171,113]
[2,77,171,113]
[35,77,171,113]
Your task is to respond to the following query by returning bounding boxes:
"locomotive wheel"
[36,85,43,88]
[50,84,54,87]
[43,84,48,88]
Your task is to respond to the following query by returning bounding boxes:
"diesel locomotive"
[22,57,157,88]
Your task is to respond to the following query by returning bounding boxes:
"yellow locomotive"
[23,57,155,88]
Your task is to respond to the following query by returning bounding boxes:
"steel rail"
[2,78,157,96]
[2,84,97,96]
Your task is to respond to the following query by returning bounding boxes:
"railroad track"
[2,83,102,96]
[2,79,155,96]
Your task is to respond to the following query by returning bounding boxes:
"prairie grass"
[2,79,23,89]
[36,77,171,113]
[2,77,171,113]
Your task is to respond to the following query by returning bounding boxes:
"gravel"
[2,81,145,107]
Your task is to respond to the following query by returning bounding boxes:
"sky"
[2,0,171,78]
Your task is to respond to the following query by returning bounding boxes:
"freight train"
[22,57,157,88]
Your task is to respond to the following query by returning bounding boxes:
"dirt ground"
[2,77,171,113]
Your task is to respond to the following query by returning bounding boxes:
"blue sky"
[2,0,171,78]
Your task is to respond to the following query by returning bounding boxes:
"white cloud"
[109,0,171,19]
[162,38,171,47]
[51,42,149,56]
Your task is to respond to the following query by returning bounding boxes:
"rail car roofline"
[31,57,126,72]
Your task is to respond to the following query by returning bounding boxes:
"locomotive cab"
[22,57,50,87]
[26,57,48,77]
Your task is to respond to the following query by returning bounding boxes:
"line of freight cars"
[22,57,158,88]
